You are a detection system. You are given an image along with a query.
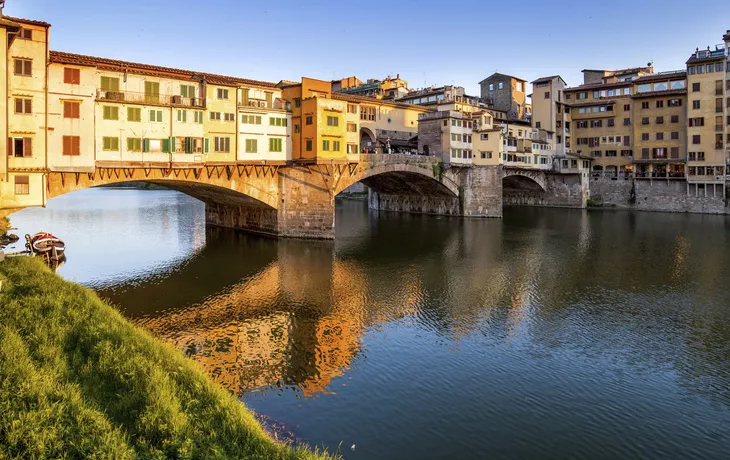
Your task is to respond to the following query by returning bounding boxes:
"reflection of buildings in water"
[135,257,368,397]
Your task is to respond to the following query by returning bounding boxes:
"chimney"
[0,0,5,15]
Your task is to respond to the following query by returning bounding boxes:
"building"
[418,111,473,166]
[479,73,528,121]
[531,75,571,156]
[581,66,654,85]
[396,85,487,112]
[334,75,409,100]
[472,111,501,166]
[631,71,687,179]
[685,37,730,195]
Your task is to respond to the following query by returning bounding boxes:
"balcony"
[239,98,269,109]
[96,90,205,108]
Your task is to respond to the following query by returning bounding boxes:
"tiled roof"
[531,75,565,85]
[631,88,687,99]
[565,80,632,92]
[2,15,51,27]
[686,51,726,64]
[332,92,429,110]
[49,51,277,88]
[633,71,686,83]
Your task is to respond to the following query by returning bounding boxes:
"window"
[322,140,330,151]
[656,132,664,141]
[623,118,631,126]
[269,117,287,127]
[12,137,32,157]
[14,98,32,114]
[688,65,696,75]
[127,107,141,122]
[214,137,231,152]
[498,82,503,89]
[591,120,602,128]
[347,144,358,154]
[194,111,204,123]
[488,83,494,91]
[102,136,119,151]
[294,98,301,108]
[360,107,376,121]
[100,76,120,92]
[177,110,187,122]
[621,149,632,157]
[641,148,650,158]
[706,64,714,73]
[671,131,679,140]
[692,82,700,92]
[103,106,119,120]
[144,81,160,103]
[544,91,550,99]
[14,59,32,76]
[641,133,649,141]
[607,119,614,127]
[63,101,80,119]
[245,139,258,153]
[224,113,235,122]
[241,114,262,124]
[716,98,723,113]
[269,138,283,152]
[656,116,664,124]
[127,138,142,152]
[641,101,649,109]
[641,117,649,125]
[670,147,679,158]
[294,124,300,133]
[347,104,357,114]
[624,104,630,111]
[149,110,163,122]
[305,116,313,125]
[697,65,704,74]
[180,85,195,98]
[347,122,357,133]
[689,117,704,127]
[210,111,221,120]
[656,100,664,109]
[623,136,630,146]
[217,88,229,99]
[62,136,80,156]
[606,150,617,157]
[692,135,701,144]
[592,151,601,157]
[325,115,339,127]
[64,67,80,84]
[536,121,541,128]
[18,27,32,40]
[14,175,29,195]
[305,139,312,151]
[332,141,340,152]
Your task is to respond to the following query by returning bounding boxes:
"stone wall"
[368,189,461,215]
[589,177,729,214]
[459,166,502,217]
[504,172,587,208]
[205,201,279,236]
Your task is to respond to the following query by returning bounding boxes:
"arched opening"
[592,165,604,177]
[360,127,376,154]
[605,165,618,178]
[502,174,546,207]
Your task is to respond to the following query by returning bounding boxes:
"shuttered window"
[127,138,142,152]
[102,136,119,151]
[180,85,195,97]
[64,67,80,84]
[14,98,32,114]
[14,175,30,195]
[149,110,162,122]
[333,141,340,152]
[102,106,119,120]
[245,139,257,153]
[177,110,187,122]
[18,28,33,40]
[127,107,141,122]
[62,136,80,156]
[144,81,160,103]
[63,101,80,118]
[100,76,119,92]
[269,138,282,152]
[214,137,231,153]
[14,59,32,76]
[9,137,33,158]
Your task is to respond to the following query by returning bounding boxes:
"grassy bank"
[0,257,333,459]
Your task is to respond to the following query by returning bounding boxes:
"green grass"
[0,257,335,459]
[0,216,9,237]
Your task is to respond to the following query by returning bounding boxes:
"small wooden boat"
[26,232,65,258]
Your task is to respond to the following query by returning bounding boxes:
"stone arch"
[501,167,547,192]
[360,127,376,153]
[334,162,459,198]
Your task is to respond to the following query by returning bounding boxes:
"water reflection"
[10,189,730,458]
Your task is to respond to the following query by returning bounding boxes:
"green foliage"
[0,257,334,460]
[432,161,444,179]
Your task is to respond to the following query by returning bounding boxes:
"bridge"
[36,155,588,239]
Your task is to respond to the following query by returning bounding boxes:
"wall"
[589,177,729,214]
[368,189,460,215]
[205,83,237,163]
[0,26,7,182]
[504,172,587,208]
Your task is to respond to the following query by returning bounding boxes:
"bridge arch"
[360,127,376,153]
[334,160,459,198]
[501,167,547,192]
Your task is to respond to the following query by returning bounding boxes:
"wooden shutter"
[181,85,188,97]
[170,137,176,152]
[14,60,22,75]
[62,136,70,155]
[72,136,80,155]
[7,138,12,156]
[157,111,162,122]
[23,138,32,157]
[25,99,32,114]
[162,138,169,153]
[204,138,209,153]
[15,99,22,114]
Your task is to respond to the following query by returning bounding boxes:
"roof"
[686,50,726,64]
[2,15,50,27]
[633,71,686,83]
[564,80,632,92]
[479,72,527,84]
[531,75,566,86]
[332,92,429,111]
[569,100,617,107]
[581,66,652,75]
[49,51,277,88]
[631,88,687,99]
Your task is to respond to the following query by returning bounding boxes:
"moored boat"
[26,232,65,258]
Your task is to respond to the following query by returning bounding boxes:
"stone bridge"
[502,166,589,208]
[44,155,503,239]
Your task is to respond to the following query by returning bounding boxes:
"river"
[6,187,730,459]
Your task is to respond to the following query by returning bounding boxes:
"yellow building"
[531,75,571,155]
[686,41,729,192]
[2,15,50,210]
[472,111,502,166]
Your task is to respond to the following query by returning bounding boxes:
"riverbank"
[0,257,333,459]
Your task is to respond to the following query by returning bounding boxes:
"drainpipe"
[43,24,49,207]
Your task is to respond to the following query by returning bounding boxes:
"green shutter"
[149,110,155,122]
[157,111,163,122]
[170,137,176,152]
[181,85,188,97]
[204,138,209,153]
[270,117,275,126]
[182,111,186,123]
[162,138,170,153]
[256,116,261,125]
[143,138,150,152]
[283,118,287,127]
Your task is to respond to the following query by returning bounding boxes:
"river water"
[7,187,730,459]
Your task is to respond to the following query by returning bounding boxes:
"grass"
[0,257,335,459]
[0,217,8,237]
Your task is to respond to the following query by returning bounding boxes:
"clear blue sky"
[6,0,730,94]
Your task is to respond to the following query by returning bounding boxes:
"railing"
[240,98,269,109]
[96,90,205,108]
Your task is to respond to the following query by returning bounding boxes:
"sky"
[5,0,730,95]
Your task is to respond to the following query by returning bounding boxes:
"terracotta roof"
[49,51,277,88]
[332,92,429,111]
[631,88,687,99]
[633,71,686,83]
[686,51,725,64]
[2,16,50,27]
[531,75,565,85]
[565,80,632,92]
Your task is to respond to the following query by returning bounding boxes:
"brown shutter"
[15,98,22,114]
[7,138,12,157]
[62,136,69,156]
[73,137,80,155]
[14,60,21,75]
[64,67,70,83]
[23,138,32,157]
[25,99,31,114]
[75,102,80,119]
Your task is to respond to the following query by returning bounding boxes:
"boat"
[25,232,65,258]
